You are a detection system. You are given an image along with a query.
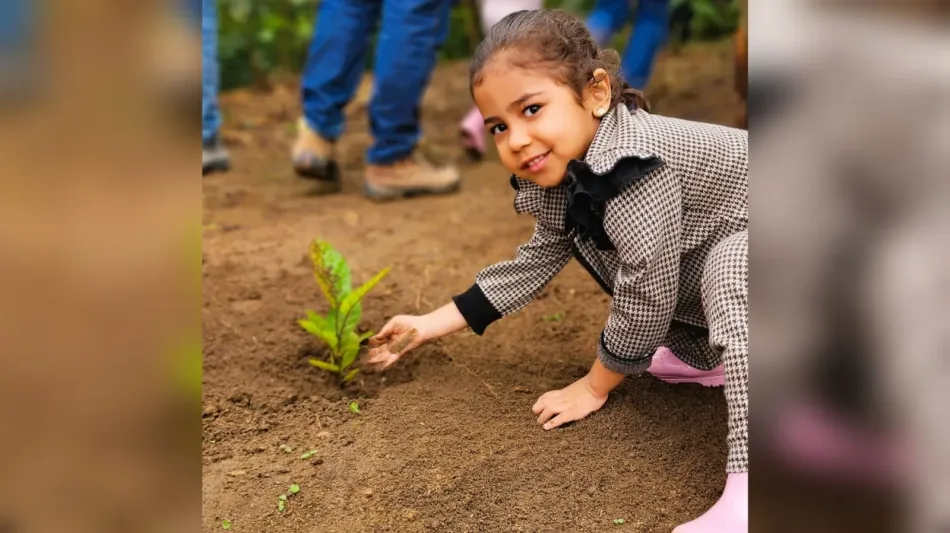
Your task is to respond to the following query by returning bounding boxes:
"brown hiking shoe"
[364,152,460,201]
[291,117,341,192]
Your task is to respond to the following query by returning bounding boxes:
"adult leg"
[674,229,748,533]
[201,0,230,174]
[294,0,381,183]
[621,0,670,89]
[363,0,460,199]
[586,0,632,48]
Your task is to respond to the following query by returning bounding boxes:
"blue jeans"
[200,0,220,144]
[301,0,451,165]
[586,0,670,90]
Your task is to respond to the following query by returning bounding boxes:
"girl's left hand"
[532,375,608,430]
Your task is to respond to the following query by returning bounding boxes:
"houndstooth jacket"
[452,105,748,374]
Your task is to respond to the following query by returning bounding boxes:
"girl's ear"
[585,68,612,118]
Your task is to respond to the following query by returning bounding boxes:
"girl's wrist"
[585,358,625,399]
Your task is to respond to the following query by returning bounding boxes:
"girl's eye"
[489,123,507,136]
[524,104,541,117]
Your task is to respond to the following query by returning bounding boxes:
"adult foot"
[291,117,341,192]
[364,151,460,201]
[202,137,231,176]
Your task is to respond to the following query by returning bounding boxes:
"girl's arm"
[368,218,573,369]
[452,218,573,335]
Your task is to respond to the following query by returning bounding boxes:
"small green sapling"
[299,239,390,384]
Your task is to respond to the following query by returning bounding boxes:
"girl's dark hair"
[469,9,650,112]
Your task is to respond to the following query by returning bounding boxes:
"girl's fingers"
[543,413,570,430]
[536,406,557,425]
[373,319,400,343]
[532,396,548,414]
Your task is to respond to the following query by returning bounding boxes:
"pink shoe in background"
[459,106,486,160]
[771,400,906,488]
[647,347,725,387]
[673,473,748,533]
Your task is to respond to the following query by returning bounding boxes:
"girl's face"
[473,55,612,188]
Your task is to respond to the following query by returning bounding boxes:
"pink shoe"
[647,347,725,387]
[771,400,906,488]
[459,106,486,160]
[674,473,748,533]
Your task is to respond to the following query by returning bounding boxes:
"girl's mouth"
[521,151,550,173]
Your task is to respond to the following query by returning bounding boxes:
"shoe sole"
[293,156,342,194]
[363,180,461,202]
[648,371,725,387]
[202,160,231,176]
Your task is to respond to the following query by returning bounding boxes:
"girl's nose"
[506,125,531,152]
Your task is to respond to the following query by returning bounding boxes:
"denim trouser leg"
[301,0,381,142]
[586,0,631,47]
[201,0,221,144]
[622,0,669,89]
[367,0,448,164]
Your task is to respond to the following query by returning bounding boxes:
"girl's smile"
[520,150,551,173]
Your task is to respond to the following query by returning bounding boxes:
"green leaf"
[222,519,232,530]
[300,449,318,460]
[309,359,340,373]
[279,494,287,501]
[277,499,285,512]
[358,330,375,343]
[338,266,391,333]
[309,239,352,308]
[339,332,361,370]
[613,518,625,525]
[542,312,566,322]
[348,401,361,414]
[342,302,362,337]
[342,368,359,383]
[289,484,300,494]
[298,315,338,352]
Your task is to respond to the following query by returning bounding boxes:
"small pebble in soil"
[250,446,267,454]
[275,467,291,474]
[311,458,324,466]
[227,470,247,477]
[362,488,373,497]
[203,405,220,417]
[587,486,597,495]
[341,439,354,447]
[317,431,331,439]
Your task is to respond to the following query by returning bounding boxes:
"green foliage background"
[217,0,739,90]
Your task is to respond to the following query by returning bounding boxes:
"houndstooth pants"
[663,230,749,473]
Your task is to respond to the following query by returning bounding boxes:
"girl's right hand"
[366,315,431,369]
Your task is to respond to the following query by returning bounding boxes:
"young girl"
[369,9,748,533]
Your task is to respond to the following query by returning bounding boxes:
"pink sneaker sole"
[647,347,725,387]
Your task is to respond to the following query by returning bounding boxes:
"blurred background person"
[200,0,231,175]
[292,0,461,200]
[586,0,670,90]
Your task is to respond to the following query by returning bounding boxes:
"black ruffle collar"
[563,156,664,250]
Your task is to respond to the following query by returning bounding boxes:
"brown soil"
[203,41,745,533]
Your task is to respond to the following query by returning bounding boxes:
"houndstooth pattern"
[477,106,747,369]
[702,230,749,473]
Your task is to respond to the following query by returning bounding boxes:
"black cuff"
[452,283,502,335]
[597,331,653,375]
